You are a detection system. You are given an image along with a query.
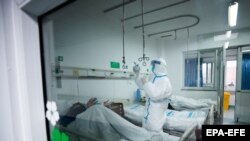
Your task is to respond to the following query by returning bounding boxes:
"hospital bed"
[136,94,217,119]
[56,102,197,141]
[123,103,214,137]
[169,95,217,115]
[168,95,216,126]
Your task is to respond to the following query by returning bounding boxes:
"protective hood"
[151,58,168,76]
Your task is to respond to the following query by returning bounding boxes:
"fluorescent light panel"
[214,33,238,41]
[228,2,238,27]
[226,31,232,38]
[224,42,229,49]
[242,50,250,53]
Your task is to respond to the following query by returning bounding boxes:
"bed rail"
[208,104,214,125]
[179,123,198,141]
[105,102,125,117]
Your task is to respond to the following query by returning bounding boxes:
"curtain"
[200,58,204,87]
[185,58,198,87]
[242,53,250,90]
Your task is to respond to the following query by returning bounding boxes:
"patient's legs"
[68,105,179,141]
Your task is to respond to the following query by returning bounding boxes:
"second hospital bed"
[123,103,214,136]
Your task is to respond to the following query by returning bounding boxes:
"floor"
[222,106,248,125]
[223,106,236,124]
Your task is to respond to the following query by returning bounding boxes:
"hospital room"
[2,0,250,141]
[39,0,250,140]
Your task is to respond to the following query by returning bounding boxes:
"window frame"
[202,62,215,86]
[183,51,199,88]
[238,47,250,92]
[182,49,218,90]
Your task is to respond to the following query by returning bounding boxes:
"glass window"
[202,63,207,84]
[202,62,214,85]
[184,50,216,88]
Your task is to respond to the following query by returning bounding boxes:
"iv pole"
[122,0,128,69]
[138,0,150,66]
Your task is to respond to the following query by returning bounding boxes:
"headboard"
[105,102,124,117]
[56,94,128,118]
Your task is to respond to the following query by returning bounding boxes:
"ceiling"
[47,0,250,39]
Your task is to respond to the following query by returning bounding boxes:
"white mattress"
[169,95,217,111]
[124,104,208,132]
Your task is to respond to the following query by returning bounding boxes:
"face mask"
[151,60,160,72]
[151,65,155,72]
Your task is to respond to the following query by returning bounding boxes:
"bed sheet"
[169,95,216,111]
[170,95,217,111]
[124,104,207,132]
[67,105,180,141]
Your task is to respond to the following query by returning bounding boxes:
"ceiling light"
[242,50,250,53]
[224,42,229,49]
[228,1,239,27]
[226,31,232,38]
[214,32,238,41]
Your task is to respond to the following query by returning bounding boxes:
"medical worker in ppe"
[133,58,172,133]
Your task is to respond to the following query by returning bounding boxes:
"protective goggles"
[151,60,161,65]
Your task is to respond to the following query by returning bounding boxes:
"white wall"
[52,1,157,72]
[43,2,159,103]
[0,1,14,140]
[53,32,157,102]
[236,92,250,123]
[157,28,250,100]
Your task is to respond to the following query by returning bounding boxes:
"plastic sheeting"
[164,110,206,131]
[169,95,216,111]
[67,105,180,141]
[124,104,207,132]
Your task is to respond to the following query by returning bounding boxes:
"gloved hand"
[133,63,140,74]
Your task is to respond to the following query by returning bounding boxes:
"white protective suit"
[134,58,172,133]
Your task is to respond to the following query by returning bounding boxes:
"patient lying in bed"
[58,99,180,141]
[58,98,98,127]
